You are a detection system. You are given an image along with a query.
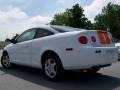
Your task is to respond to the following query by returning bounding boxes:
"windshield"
[51,25,84,33]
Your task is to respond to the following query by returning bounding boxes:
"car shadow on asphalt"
[0,65,120,90]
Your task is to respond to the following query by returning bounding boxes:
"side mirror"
[5,34,19,44]
[5,38,16,44]
[5,38,11,42]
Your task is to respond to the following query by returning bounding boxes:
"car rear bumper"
[61,47,118,70]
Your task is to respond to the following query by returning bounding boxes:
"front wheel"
[1,54,12,68]
[43,55,63,81]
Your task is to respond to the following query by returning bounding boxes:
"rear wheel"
[86,68,100,74]
[1,54,12,68]
[42,54,63,81]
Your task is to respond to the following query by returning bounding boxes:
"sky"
[0,0,120,40]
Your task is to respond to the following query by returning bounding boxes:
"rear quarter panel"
[30,31,82,68]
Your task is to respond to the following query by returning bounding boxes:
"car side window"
[16,29,36,43]
[35,28,54,39]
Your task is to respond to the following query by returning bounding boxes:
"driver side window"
[16,29,36,43]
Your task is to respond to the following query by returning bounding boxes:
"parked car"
[115,42,120,61]
[1,25,118,81]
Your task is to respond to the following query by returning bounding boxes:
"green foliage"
[51,3,120,38]
[50,4,93,29]
[94,3,120,39]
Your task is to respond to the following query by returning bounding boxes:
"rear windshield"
[50,25,84,33]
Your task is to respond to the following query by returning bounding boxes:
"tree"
[50,4,93,29]
[94,3,120,39]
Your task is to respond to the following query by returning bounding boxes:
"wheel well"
[2,50,8,56]
[41,50,63,68]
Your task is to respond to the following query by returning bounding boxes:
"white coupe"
[1,25,118,80]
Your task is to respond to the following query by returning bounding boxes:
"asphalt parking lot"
[0,50,120,90]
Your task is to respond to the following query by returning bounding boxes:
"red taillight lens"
[91,36,96,42]
[78,36,88,44]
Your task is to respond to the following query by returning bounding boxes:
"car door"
[10,29,36,65]
[31,28,54,67]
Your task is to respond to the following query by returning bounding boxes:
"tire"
[86,68,100,74]
[1,54,12,68]
[42,54,63,81]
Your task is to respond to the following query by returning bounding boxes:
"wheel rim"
[45,58,57,78]
[2,55,11,68]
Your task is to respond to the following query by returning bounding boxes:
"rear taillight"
[97,30,111,45]
[91,36,96,42]
[78,36,88,44]
[104,32,111,44]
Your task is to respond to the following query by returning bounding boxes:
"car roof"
[32,25,85,33]
[33,25,84,30]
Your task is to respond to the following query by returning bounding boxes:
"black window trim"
[34,28,54,39]
[16,28,37,43]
